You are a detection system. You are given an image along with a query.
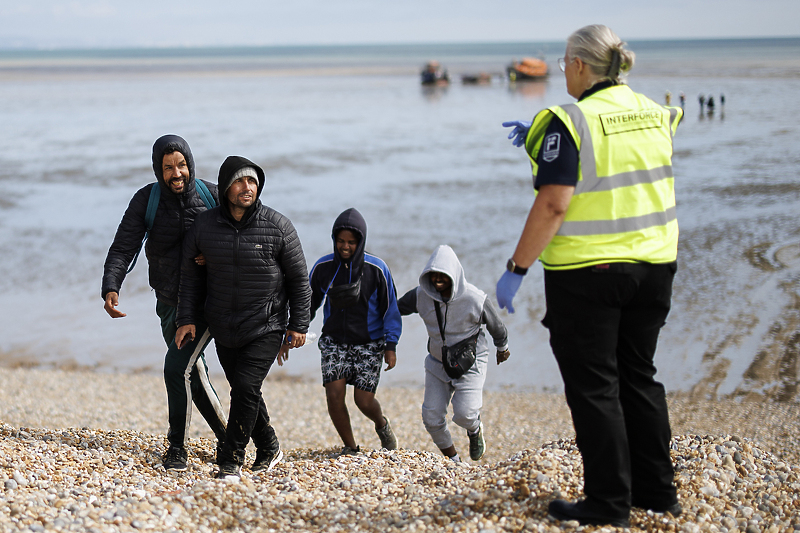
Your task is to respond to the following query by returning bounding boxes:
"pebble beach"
[2,367,800,532]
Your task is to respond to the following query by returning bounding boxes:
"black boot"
[548,499,630,528]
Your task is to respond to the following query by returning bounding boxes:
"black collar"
[578,80,618,101]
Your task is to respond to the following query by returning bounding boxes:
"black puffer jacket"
[177,156,311,348]
[101,135,218,307]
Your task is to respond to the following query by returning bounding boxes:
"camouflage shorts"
[319,335,385,393]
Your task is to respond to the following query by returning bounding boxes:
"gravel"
[1,366,799,532]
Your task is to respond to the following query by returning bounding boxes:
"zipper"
[232,227,240,343]
[177,194,186,270]
[342,262,349,343]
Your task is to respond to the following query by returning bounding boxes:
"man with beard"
[176,156,311,478]
[102,134,227,471]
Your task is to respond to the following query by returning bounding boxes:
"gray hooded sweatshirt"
[398,245,508,362]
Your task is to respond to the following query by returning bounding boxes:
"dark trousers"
[543,262,678,518]
[215,331,282,465]
[157,301,227,448]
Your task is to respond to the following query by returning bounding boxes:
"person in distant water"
[308,208,402,455]
[421,60,449,86]
[720,93,725,107]
[679,91,686,109]
[698,93,705,113]
[500,24,683,528]
[102,134,227,472]
[398,245,510,462]
[664,90,672,105]
[706,95,715,115]
[176,156,312,479]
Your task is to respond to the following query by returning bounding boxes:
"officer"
[499,24,683,528]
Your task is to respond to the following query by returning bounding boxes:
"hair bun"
[606,47,622,79]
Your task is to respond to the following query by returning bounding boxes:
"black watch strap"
[507,258,528,276]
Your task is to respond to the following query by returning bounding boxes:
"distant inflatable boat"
[461,72,492,85]
[506,58,548,81]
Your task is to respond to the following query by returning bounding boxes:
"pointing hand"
[502,120,532,148]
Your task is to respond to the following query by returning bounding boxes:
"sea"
[1,38,799,398]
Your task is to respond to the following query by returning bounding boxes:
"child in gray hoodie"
[398,245,510,461]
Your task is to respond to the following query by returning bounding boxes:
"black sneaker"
[376,417,397,450]
[252,448,283,472]
[548,499,630,528]
[162,446,188,471]
[632,498,682,516]
[215,462,241,479]
[340,445,360,456]
[468,422,486,461]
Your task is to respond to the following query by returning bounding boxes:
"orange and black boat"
[506,57,548,81]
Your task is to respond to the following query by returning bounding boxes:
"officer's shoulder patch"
[542,133,561,162]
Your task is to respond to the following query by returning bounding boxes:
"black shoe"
[548,499,630,528]
[376,417,397,450]
[632,498,682,516]
[252,448,283,472]
[339,445,360,456]
[162,446,188,471]
[215,462,241,479]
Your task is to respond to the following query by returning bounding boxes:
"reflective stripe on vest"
[526,85,683,269]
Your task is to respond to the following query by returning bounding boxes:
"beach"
[2,366,800,532]
[2,37,800,532]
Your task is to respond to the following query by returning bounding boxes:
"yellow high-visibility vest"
[525,84,683,270]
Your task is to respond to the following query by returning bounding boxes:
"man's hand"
[496,348,511,365]
[277,330,306,366]
[175,324,196,349]
[384,350,396,371]
[284,330,306,348]
[194,254,206,266]
[277,344,290,366]
[103,292,126,318]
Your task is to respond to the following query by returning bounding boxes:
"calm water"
[1,38,799,396]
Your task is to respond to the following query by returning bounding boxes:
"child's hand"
[384,350,396,371]
[496,348,510,364]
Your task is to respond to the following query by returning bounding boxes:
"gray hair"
[567,24,635,83]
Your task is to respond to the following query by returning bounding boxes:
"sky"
[0,0,798,49]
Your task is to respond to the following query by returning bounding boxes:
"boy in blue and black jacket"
[309,207,402,455]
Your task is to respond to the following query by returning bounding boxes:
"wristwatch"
[506,258,528,276]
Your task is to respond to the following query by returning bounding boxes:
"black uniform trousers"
[542,261,679,519]
[215,331,282,465]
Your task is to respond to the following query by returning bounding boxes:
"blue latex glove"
[496,270,524,313]
[502,120,532,148]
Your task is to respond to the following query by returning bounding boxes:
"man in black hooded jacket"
[176,155,311,479]
[101,134,228,471]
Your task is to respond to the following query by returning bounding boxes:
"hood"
[331,207,367,282]
[419,244,467,302]
[217,155,266,220]
[152,134,195,194]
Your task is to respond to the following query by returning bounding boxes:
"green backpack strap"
[126,180,214,274]
[195,179,217,209]
[126,183,160,274]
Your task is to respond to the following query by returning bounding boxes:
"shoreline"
[2,366,800,531]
